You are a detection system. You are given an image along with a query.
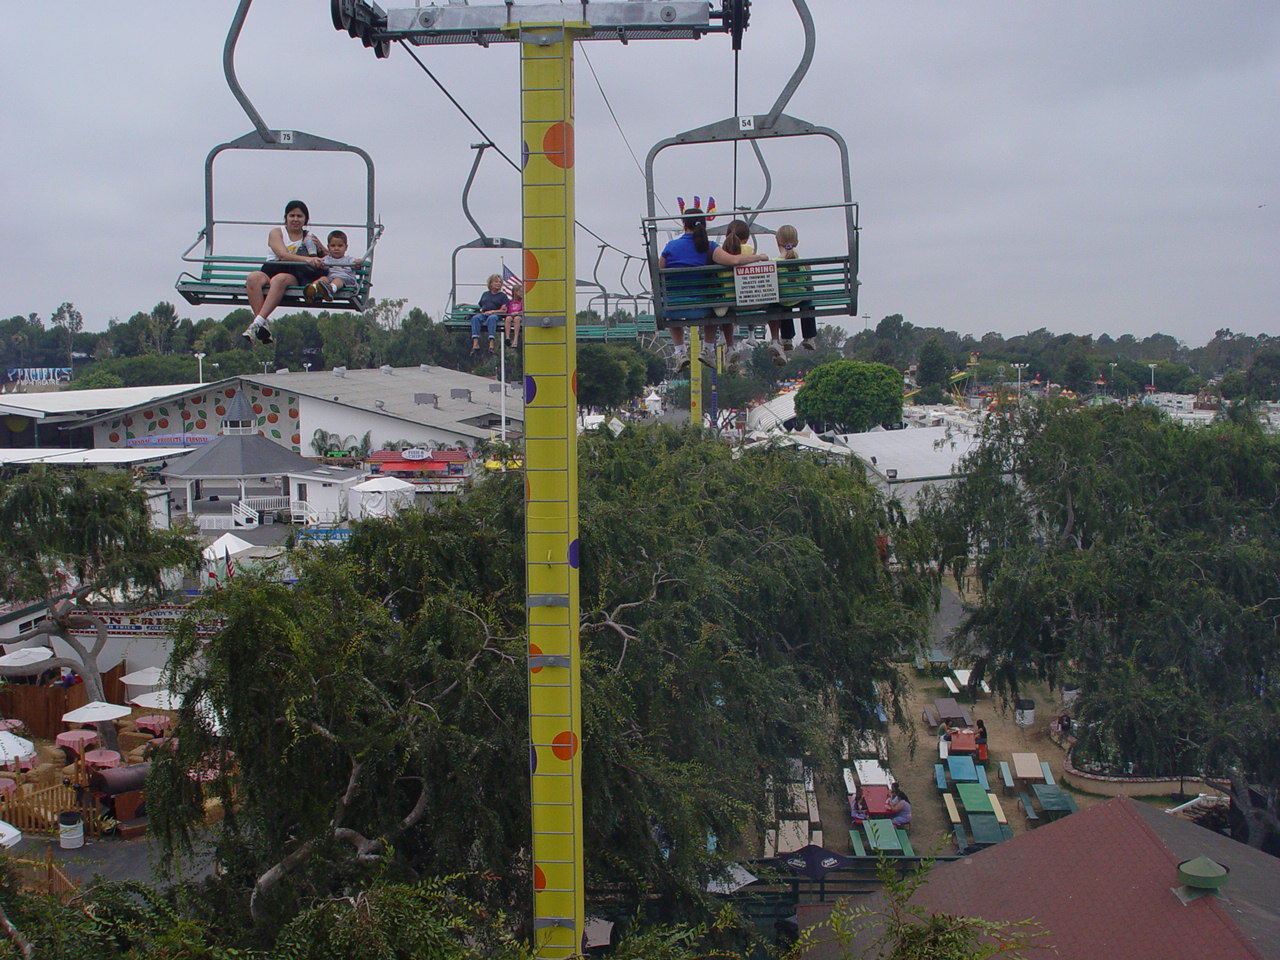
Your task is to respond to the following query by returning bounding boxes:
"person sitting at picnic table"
[887,785,912,827]
[975,718,989,760]
[937,723,955,741]
[849,785,869,824]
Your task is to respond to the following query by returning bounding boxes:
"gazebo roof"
[161,433,321,481]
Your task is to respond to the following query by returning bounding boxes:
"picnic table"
[1032,783,1074,820]
[852,759,893,786]
[1012,752,1044,781]
[947,755,978,783]
[842,767,857,795]
[967,813,1004,846]
[934,697,973,726]
[55,728,98,757]
[949,731,978,754]
[862,784,891,817]
[864,818,903,853]
[956,782,993,815]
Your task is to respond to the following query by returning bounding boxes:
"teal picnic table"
[955,782,993,815]
[864,818,903,853]
[967,813,1004,846]
[1032,783,1075,820]
[947,755,978,783]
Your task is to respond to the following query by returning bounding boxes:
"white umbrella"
[0,646,53,668]
[0,820,21,849]
[705,863,758,895]
[130,690,183,711]
[0,733,34,767]
[62,701,132,724]
[120,666,164,687]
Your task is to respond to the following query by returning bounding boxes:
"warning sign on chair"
[734,262,779,306]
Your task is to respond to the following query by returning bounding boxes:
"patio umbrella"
[705,862,758,894]
[778,843,854,882]
[62,701,132,724]
[0,820,21,849]
[0,646,53,668]
[0,733,34,767]
[120,666,164,687]
[130,690,183,711]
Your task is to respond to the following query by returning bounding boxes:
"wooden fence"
[6,848,80,901]
[0,663,125,740]
[0,784,103,839]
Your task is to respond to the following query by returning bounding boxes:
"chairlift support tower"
[331,3,749,956]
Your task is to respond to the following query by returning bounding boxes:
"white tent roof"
[202,533,255,560]
[352,476,415,492]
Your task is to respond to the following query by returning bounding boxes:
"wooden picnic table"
[862,784,891,817]
[947,755,978,783]
[864,818,903,852]
[933,698,973,726]
[955,782,993,815]
[1032,783,1074,820]
[852,759,893,786]
[949,731,978,754]
[967,813,1004,846]
[842,767,857,795]
[776,819,810,853]
[1012,752,1044,781]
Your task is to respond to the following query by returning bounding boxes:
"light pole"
[194,352,206,384]
[1109,362,1117,397]
[861,313,871,333]
[1012,362,1028,397]
[303,362,312,373]
[1148,363,1157,392]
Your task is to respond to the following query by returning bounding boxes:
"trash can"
[58,811,84,850]
[1015,699,1036,726]
[1062,683,1080,707]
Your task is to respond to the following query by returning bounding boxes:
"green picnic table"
[864,818,903,853]
[956,782,993,815]
[967,813,1004,846]
[947,754,978,783]
[1032,783,1074,820]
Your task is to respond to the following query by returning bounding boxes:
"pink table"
[135,714,173,737]
[84,749,121,771]
[0,779,16,796]
[0,719,25,734]
[4,753,35,773]
[55,729,99,757]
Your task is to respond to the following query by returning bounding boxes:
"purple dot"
[530,744,538,774]
[524,375,537,404]
[522,140,530,169]
[568,538,580,569]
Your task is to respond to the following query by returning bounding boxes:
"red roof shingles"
[800,797,1271,960]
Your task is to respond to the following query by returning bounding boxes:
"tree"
[927,401,1280,848]
[50,302,83,372]
[794,360,903,433]
[1245,348,1280,401]
[65,370,125,391]
[577,343,645,411]
[0,468,201,752]
[915,336,951,392]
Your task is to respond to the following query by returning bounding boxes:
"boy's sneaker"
[783,339,794,353]
[303,281,321,303]
[769,340,787,366]
[801,337,816,351]
[255,324,273,344]
[698,344,717,368]
[319,279,335,301]
[241,329,255,342]
[675,348,691,373]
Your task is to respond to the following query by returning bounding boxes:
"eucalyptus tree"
[0,467,200,752]
[927,400,1280,846]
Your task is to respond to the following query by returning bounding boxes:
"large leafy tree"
[794,360,903,433]
[927,401,1280,848]
[0,467,201,751]
[154,426,934,935]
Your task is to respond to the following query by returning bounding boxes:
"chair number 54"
[738,116,755,132]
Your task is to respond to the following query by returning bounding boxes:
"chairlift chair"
[176,0,382,313]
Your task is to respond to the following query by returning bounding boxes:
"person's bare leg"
[246,271,269,315]
[260,273,297,321]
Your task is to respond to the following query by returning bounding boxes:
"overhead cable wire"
[396,39,641,258]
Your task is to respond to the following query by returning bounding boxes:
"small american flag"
[500,264,521,298]
[224,547,235,582]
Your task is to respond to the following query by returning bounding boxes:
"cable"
[396,38,646,261]
[732,48,740,210]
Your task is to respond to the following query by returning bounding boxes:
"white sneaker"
[783,339,794,353]
[675,348,691,373]
[801,338,816,351]
[698,344,717,368]
[769,340,787,366]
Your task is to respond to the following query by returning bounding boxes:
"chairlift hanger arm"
[225,0,273,143]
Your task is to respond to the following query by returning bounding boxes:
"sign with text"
[65,603,221,640]
[734,261,779,306]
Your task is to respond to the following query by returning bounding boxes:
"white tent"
[201,533,254,562]
[348,476,415,520]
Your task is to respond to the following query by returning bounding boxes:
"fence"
[7,848,81,901]
[0,783,103,839]
[0,664,124,740]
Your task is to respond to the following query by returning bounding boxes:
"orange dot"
[529,642,543,673]
[522,249,540,295]
[181,410,191,420]
[157,419,169,429]
[195,420,207,429]
[551,731,578,761]
[143,410,154,420]
[291,433,301,445]
[252,404,263,415]
[542,122,574,169]
[571,369,578,398]
[525,475,531,503]
[534,865,547,891]
[267,413,279,423]
[108,432,119,443]
[288,408,299,418]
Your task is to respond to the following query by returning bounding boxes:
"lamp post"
[303,362,312,373]
[194,352,206,384]
[1012,362,1028,397]
[1109,362,1117,398]
[1148,363,1157,392]
[861,313,871,333]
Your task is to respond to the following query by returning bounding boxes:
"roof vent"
[275,367,289,375]
[333,367,347,378]
[374,400,386,410]
[419,364,431,372]
[450,388,473,403]
[415,393,439,407]
[381,365,393,375]
[1173,857,1230,905]
[489,383,502,393]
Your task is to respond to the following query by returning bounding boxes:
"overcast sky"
[1,1,1275,347]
